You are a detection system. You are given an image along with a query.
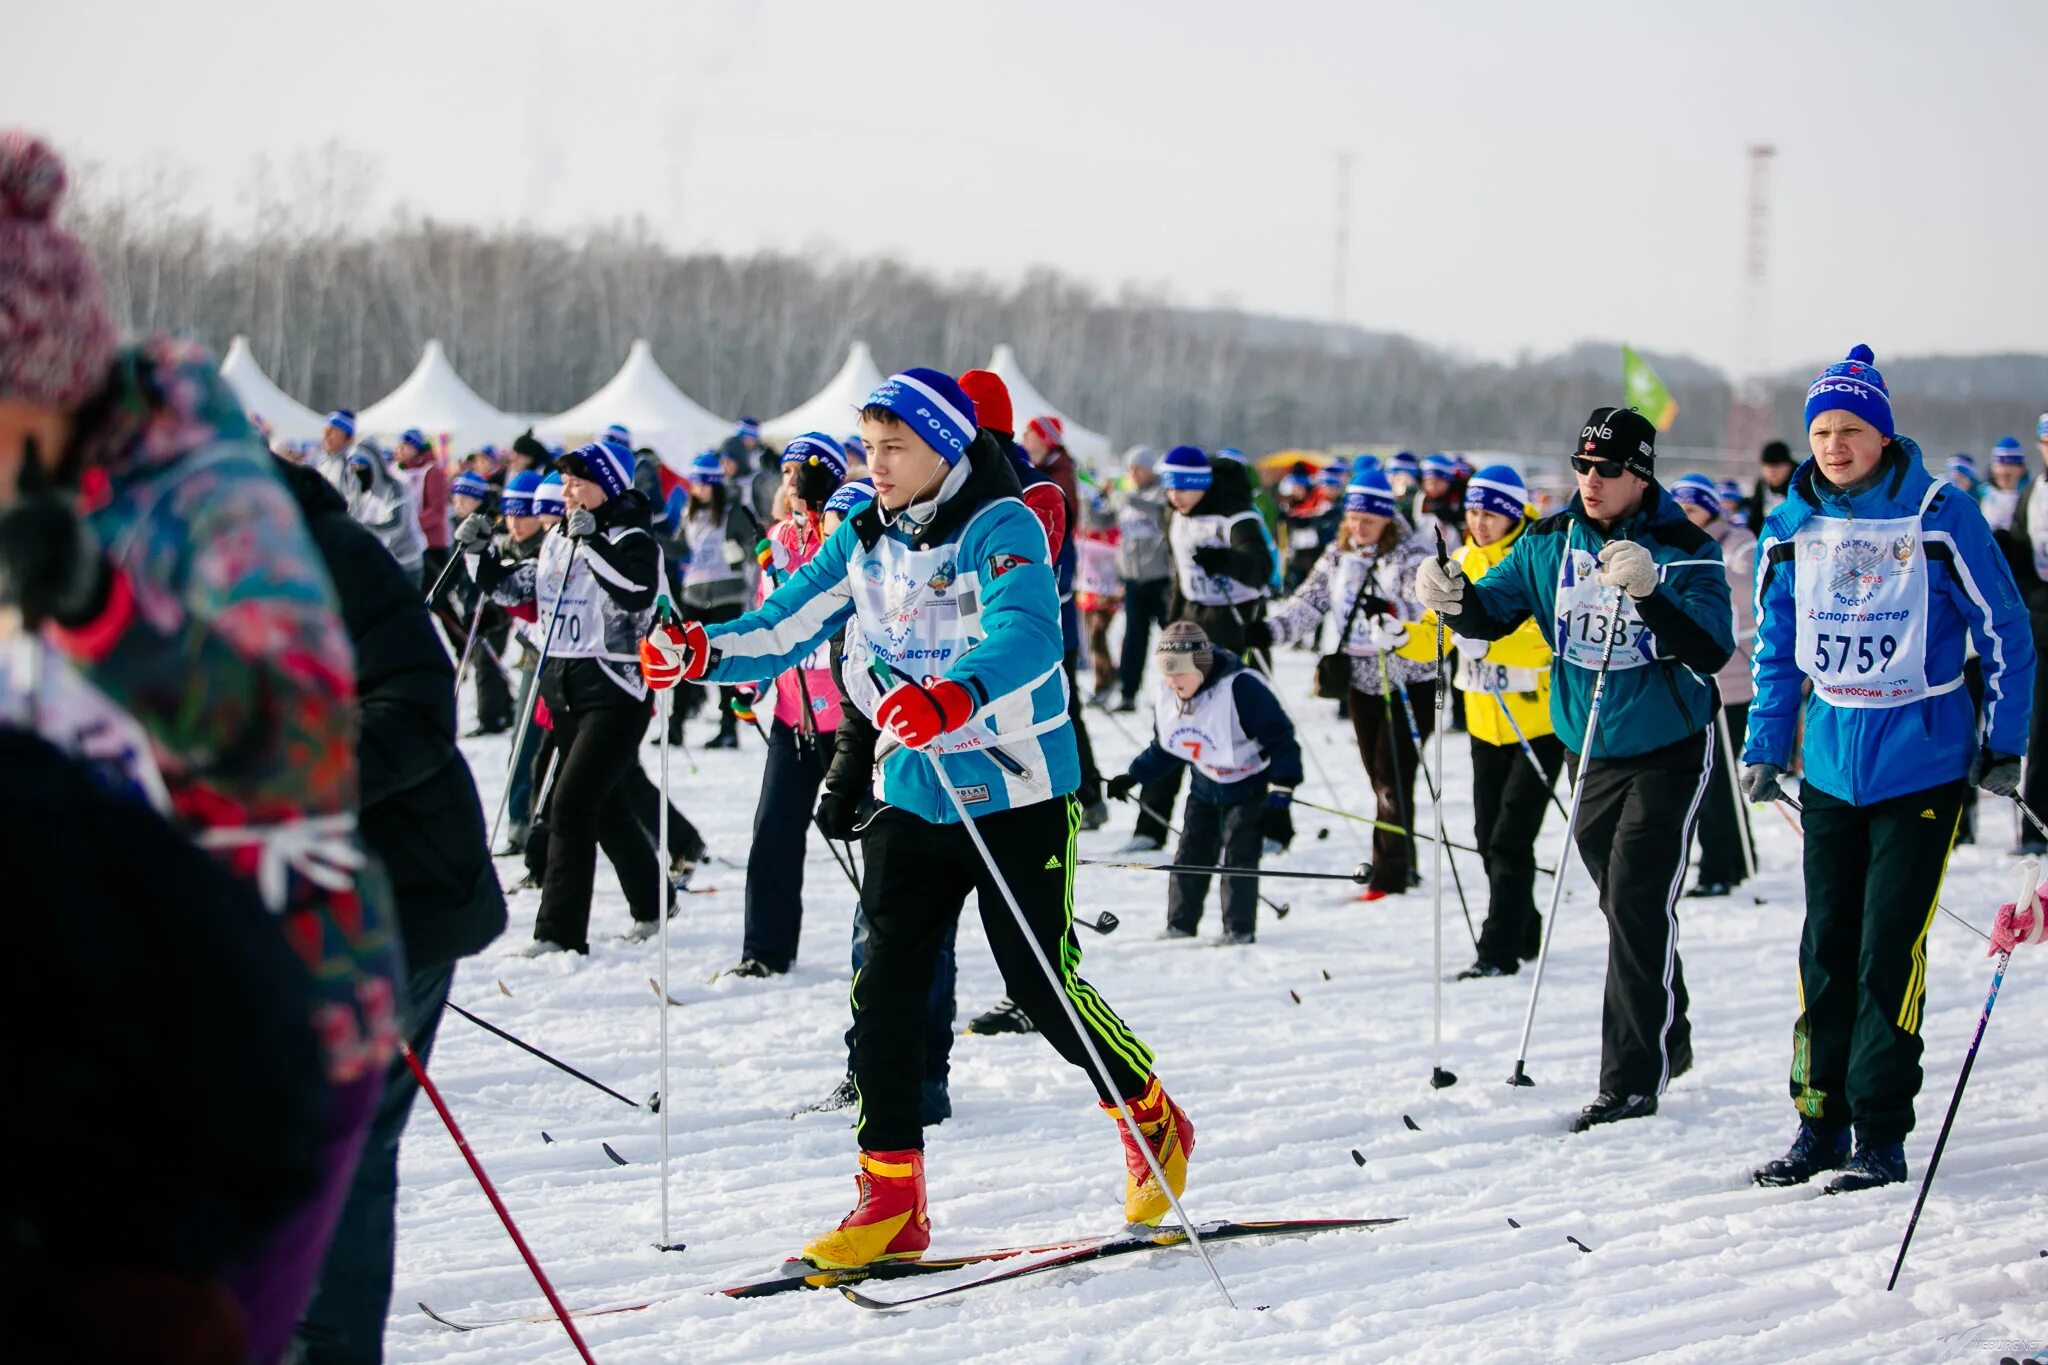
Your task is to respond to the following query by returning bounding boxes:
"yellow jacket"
[1393,519,1555,746]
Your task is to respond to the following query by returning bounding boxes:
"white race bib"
[1553,546,1654,670]
[1791,496,1943,709]
[1455,651,1543,695]
[1153,674,1270,784]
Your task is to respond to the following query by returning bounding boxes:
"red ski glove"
[640,620,708,689]
[874,678,975,749]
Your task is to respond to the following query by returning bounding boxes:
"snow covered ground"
[388,649,2048,1364]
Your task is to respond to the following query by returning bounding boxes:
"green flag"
[1621,345,1679,431]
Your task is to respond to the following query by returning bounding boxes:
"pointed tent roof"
[535,339,733,475]
[219,335,326,444]
[358,340,523,450]
[762,341,884,447]
[985,343,1112,469]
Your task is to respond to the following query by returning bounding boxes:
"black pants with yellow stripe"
[853,795,1155,1152]
[1793,778,1967,1145]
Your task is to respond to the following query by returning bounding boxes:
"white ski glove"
[1415,557,1466,615]
[452,512,494,550]
[1451,634,1490,659]
[1364,616,1409,653]
[1596,540,1658,599]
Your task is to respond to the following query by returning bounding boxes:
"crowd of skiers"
[11,120,2048,1356]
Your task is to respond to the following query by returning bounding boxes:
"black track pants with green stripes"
[1792,778,1967,1145]
[852,795,1155,1151]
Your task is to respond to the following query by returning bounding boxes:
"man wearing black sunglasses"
[1416,405,1734,1133]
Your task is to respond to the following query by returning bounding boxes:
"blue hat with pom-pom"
[1994,436,2026,467]
[1803,344,1893,438]
[862,369,979,464]
[1344,468,1397,517]
[781,431,847,482]
[326,409,356,438]
[1391,450,1421,479]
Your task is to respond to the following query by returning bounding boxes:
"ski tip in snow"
[1402,1114,1420,1131]
[541,1131,554,1144]
[496,978,512,997]
[1289,989,1302,1005]
[1567,1235,1593,1254]
[1322,969,1332,981]
[1507,1217,1521,1228]
[1430,1067,1458,1090]
[1350,1149,1366,1167]
[602,1142,629,1166]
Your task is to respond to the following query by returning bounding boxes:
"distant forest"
[67,153,2046,472]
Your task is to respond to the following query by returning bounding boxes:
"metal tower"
[1727,144,1777,457]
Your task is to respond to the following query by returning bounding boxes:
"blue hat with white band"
[1465,464,1529,521]
[862,369,979,464]
[688,449,726,486]
[326,409,356,438]
[533,473,565,517]
[1344,468,1397,517]
[1422,452,1456,480]
[1994,436,2026,466]
[503,469,542,517]
[450,471,492,502]
[1668,471,1720,517]
[824,477,876,517]
[781,431,848,481]
[1159,444,1212,491]
[560,441,633,500]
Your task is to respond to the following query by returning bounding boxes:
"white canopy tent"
[218,336,326,444]
[762,341,884,448]
[984,343,1113,469]
[535,339,733,475]
[357,340,525,451]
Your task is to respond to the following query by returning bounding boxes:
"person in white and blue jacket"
[1745,346,2035,1195]
[1417,405,1734,1134]
[1109,621,1302,944]
[642,368,1190,1270]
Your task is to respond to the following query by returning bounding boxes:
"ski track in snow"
[388,650,2048,1364]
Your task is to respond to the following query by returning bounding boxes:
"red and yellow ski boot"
[799,1148,931,1269]
[1103,1077,1195,1228]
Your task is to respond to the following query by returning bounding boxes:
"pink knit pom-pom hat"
[0,131,118,408]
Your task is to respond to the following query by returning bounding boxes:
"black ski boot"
[1752,1121,1850,1187]
[1823,1140,1905,1194]
[966,997,1037,1035]
[1570,1091,1658,1132]
[1456,960,1512,980]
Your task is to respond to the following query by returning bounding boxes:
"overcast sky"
[12,0,2045,376]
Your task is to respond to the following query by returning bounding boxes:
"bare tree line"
[64,149,2042,469]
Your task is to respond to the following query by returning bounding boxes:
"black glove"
[1260,787,1295,850]
[0,496,108,628]
[794,461,839,508]
[1191,545,1233,575]
[816,787,863,841]
[564,507,598,540]
[1241,619,1273,651]
[1106,773,1138,803]
[1357,592,1394,618]
[352,464,374,492]
[1971,749,2023,798]
[453,512,495,549]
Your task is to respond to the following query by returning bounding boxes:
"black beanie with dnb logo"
[1579,406,1658,479]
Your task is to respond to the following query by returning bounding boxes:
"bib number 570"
[1813,632,1897,675]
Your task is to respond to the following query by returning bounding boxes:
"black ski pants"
[1118,576,1171,702]
[742,721,834,971]
[1471,732,1564,970]
[1568,730,1711,1096]
[1792,778,1967,1145]
[1349,679,1435,894]
[854,797,1154,1151]
[1168,790,1265,936]
[533,702,662,951]
[1693,702,1756,886]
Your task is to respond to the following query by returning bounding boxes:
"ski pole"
[486,542,581,853]
[1481,677,1571,821]
[1079,857,1372,884]
[1716,708,1756,882]
[1391,671,1478,953]
[1428,526,1455,1089]
[1291,798,1557,875]
[1508,584,1628,1088]
[401,1041,597,1364]
[446,1002,642,1108]
[1130,797,1292,918]
[653,596,683,1254]
[451,577,491,701]
[921,748,1238,1310]
[1887,859,2038,1290]
[423,549,469,606]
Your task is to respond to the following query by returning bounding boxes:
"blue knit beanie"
[1316,462,1347,490]
[1344,468,1396,517]
[450,471,492,502]
[398,427,427,451]
[560,441,633,500]
[1668,471,1720,517]
[1994,436,2026,467]
[824,478,876,518]
[603,423,632,449]
[863,369,978,464]
[326,409,356,438]
[1391,450,1420,479]
[688,449,726,486]
[736,417,760,441]
[1803,344,1894,439]
[1349,453,1383,479]
[1159,444,1212,491]
[1422,453,1456,481]
[533,474,564,517]
[1946,453,1977,479]
[1214,446,1246,464]
[781,431,848,481]
[503,469,543,518]
[1465,464,1529,521]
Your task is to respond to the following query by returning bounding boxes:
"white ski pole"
[1507,585,1628,1088]
[921,748,1237,1310]
[654,601,681,1252]
[1428,528,1456,1088]
[1715,707,1755,881]
[486,543,581,853]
